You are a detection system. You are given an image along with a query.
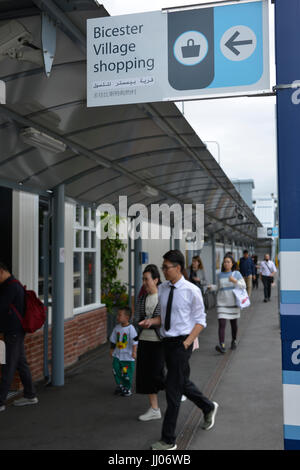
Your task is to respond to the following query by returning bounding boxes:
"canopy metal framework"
[0,0,262,245]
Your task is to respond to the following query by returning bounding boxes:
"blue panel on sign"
[282,370,300,385]
[277,89,300,238]
[280,304,300,316]
[276,0,300,239]
[286,304,300,315]
[280,239,300,252]
[281,291,300,304]
[209,1,263,88]
[282,342,300,371]
[284,425,300,441]
[281,316,300,371]
[284,439,300,450]
[281,315,300,340]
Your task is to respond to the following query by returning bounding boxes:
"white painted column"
[64,202,74,319]
[12,191,39,292]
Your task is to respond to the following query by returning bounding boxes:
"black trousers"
[161,337,213,444]
[0,332,36,406]
[262,276,273,300]
[135,340,165,394]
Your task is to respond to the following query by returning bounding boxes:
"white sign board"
[87,11,166,106]
[257,227,278,238]
[87,0,269,107]
[0,80,5,104]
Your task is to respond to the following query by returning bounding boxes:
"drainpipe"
[42,208,51,383]
[51,184,65,386]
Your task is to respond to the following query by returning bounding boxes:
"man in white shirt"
[260,254,277,302]
[139,250,218,451]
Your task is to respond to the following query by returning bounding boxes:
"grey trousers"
[0,332,36,406]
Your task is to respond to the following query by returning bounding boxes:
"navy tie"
[164,285,175,331]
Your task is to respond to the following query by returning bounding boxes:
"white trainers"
[0,405,5,412]
[138,407,162,421]
[181,395,187,402]
[13,397,38,407]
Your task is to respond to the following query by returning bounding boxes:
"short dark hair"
[0,262,9,272]
[118,306,131,319]
[163,250,185,273]
[143,264,161,285]
[243,250,248,255]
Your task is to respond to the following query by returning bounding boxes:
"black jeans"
[0,332,36,406]
[161,337,214,444]
[262,276,273,300]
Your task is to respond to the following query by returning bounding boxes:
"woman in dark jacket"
[134,264,165,422]
[186,255,207,293]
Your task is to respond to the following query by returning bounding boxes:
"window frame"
[73,205,102,314]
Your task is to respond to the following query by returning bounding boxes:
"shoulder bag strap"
[264,261,273,275]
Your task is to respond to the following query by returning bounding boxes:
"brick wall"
[1,306,107,391]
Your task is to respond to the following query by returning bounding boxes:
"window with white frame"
[73,205,100,310]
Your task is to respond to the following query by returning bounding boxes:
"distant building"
[232,179,255,209]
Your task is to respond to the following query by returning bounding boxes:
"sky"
[101,0,277,200]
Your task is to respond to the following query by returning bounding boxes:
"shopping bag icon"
[181,39,200,58]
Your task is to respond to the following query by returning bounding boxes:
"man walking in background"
[239,250,256,297]
[140,250,218,450]
[260,254,277,302]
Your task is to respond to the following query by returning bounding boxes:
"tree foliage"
[100,214,128,313]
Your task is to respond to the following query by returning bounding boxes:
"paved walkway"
[0,284,283,450]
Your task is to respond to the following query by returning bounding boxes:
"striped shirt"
[217,271,246,320]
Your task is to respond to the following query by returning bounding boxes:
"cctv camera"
[0,20,43,66]
[0,20,33,57]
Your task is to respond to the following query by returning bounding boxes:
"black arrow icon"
[225,30,253,56]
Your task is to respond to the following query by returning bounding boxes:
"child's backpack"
[9,280,46,333]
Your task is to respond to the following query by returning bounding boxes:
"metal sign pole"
[275,0,300,450]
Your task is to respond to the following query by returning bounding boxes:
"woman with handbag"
[134,264,165,422]
[215,255,246,354]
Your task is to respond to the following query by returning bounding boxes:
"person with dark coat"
[239,250,256,297]
[0,262,38,412]
[252,255,259,289]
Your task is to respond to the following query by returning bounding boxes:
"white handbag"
[0,340,5,364]
[233,287,250,309]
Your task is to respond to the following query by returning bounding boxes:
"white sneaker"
[0,405,5,412]
[181,395,187,402]
[13,397,38,407]
[138,407,161,421]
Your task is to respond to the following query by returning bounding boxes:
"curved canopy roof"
[0,0,261,244]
